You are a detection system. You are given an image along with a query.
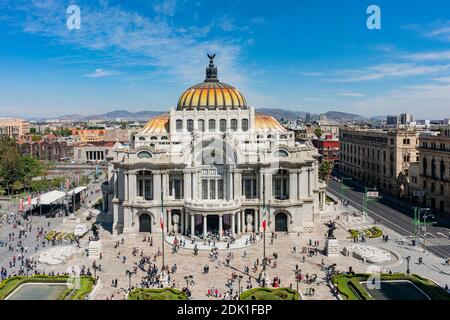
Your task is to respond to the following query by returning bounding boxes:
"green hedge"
[239,287,300,300]
[128,288,188,300]
[332,273,450,300]
[0,275,96,300]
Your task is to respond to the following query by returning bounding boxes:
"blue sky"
[1,0,450,119]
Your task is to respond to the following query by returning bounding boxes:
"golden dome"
[255,114,287,132]
[139,114,169,134]
[177,54,247,110]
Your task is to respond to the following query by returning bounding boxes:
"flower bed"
[348,227,383,239]
[239,287,300,300]
[44,231,75,242]
[128,288,187,300]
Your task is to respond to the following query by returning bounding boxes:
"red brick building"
[312,134,340,163]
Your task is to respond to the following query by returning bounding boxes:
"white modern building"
[102,56,327,238]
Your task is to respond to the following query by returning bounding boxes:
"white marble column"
[154,172,162,202]
[184,172,191,200]
[289,171,297,201]
[235,172,242,199]
[129,172,136,202]
[231,213,235,236]
[203,215,207,239]
[219,215,223,240]
[181,210,185,235]
[167,210,172,233]
[190,213,195,237]
[124,173,129,202]
[241,209,245,233]
[308,169,312,197]
[264,173,272,201]
[236,211,240,235]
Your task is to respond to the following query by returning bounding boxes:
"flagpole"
[263,185,266,270]
[161,190,165,271]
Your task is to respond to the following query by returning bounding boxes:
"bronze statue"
[326,221,337,239]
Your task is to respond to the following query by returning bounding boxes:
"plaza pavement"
[3,198,449,300]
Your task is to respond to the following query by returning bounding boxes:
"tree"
[12,180,23,194]
[20,155,43,191]
[0,136,22,195]
[314,127,323,139]
[319,161,333,182]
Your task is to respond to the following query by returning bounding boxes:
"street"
[327,178,450,259]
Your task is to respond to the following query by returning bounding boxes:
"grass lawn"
[128,288,188,300]
[332,273,450,300]
[240,287,300,300]
[0,275,96,300]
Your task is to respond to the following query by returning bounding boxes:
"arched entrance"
[139,213,152,233]
[274,212,288,232]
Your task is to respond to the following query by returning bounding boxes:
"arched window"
[241,119,249,131]
[440,160,446,179]
[220,119,227,132]
[176,119,183,132]
[187,119,194,132]
[137,151,152,159]
[150,136,157,140]
[139,136,145,141]
[230,119,238,131]
[274,149,289,157]
[208,119,216,131]
[423,158,428,175]
[198,119,205,132]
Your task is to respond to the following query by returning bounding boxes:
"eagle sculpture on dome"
[205,53,218,81]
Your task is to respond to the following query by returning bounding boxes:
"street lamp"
[422,212,434,254]
[406,256,411,275]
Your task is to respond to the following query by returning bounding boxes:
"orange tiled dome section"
[139,113,286,134]
[255,114,287,132]
[139,114,169,134]
[177,82,247,110]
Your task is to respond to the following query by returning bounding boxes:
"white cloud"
[3,0,254,89]
[425,25,450,41]
[152,0,178,16]
[85,68,118,78]
[301,72,324,77]
[336,92,364,98]
[251,17,266,24]
[328,63,450,83]
[404,50,450,61]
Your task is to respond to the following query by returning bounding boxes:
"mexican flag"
[19,198,24,212]
[160,209,164,230]
[27,195,31,206]
[262,206,267,231]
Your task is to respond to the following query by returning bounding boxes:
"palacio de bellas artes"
[101,55,327,238]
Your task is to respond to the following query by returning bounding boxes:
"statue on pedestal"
[172,214,180,234]
[246,214,254,233]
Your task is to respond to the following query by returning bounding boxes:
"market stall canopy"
[31,190,66,205]
[67,186,87,196]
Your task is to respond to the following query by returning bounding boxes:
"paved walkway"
[165,234,262,251]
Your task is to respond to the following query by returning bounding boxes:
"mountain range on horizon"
[19,108,384,123]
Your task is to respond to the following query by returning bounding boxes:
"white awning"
[31,190,66,205]
[67,186,88,196]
